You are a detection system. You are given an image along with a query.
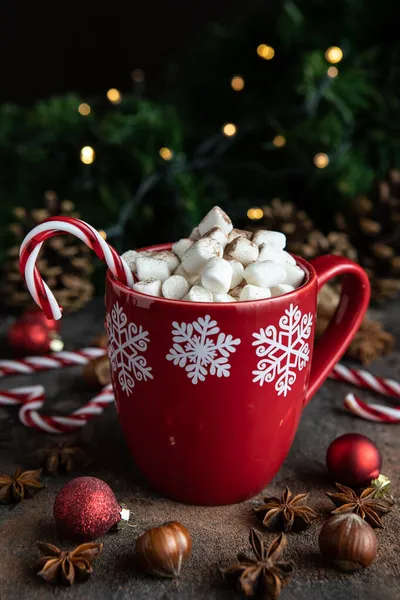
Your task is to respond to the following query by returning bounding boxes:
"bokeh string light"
[325,46,343,64]
[159,147,173,161]
[80,146,95,165]
[257,44,275,60]
[222,123,237,137]
[78,103,91,116]
[247,208,264,220]
[273,135,286,148]
[327,66,339,78]
[231,76,245,91]
[106,88,122,104]
[314,153,329,168]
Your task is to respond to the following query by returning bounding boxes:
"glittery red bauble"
[54,476,122,541]
[326,433,382,487]
[7,308,62,356]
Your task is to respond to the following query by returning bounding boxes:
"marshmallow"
[172,238,194,260]
[136,256,171,283]
[132,279,161,297]
[189,226,201,240]
[201,257,233,294]
[230,282,246,299]
[270,284,295,297]
[240,285,271,301]
[152,250,180,273]
[174,263,199,284]
[258,244,296,266]
[283,264,305,288]
[224,237,259,266]
[121,250,139,273]
[225,258,244,289]
[121,249,155,274]
[202,227,228,249]
[252,230,286,250]
[192,277,202,286]
[212,293,236,302]
[244,260,287,288]
[198,206,233,236]
[181,238,223,274]
[227,228,252,243]
[183,285,213,302]
[162,275,190,300]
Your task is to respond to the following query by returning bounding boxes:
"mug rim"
[106,242,317,307]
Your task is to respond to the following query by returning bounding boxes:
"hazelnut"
[135,521,192,578]
[319,513,377,572]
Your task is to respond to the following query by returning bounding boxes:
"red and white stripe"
[330,363,400,423]
[0,347,105,378]
[0,384,114,434]
[331,364,400,399]
[19,217,134,320]
[0,347,115,433]
[344,393,400,424]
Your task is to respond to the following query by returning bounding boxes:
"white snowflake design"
[166,315,241,385]
[252,304,313,397]
[106,302,153,395]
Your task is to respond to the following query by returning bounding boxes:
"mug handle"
[305,255,370,405]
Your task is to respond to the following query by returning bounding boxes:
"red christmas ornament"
[326,433,382,487]
[7,308,63,356]
[53,476,130,541]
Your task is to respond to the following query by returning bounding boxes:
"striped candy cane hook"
[19,217,134,320]
[0,347,115,433]
[330,364,400,423]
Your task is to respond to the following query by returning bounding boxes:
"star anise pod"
[221,529,293,600]
[36,542,103,585]
[326,483,391,528]
[34,442,90,476]
[0,468,45,504]
[254,487,318,532]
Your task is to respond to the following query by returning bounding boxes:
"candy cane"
[0,384,114,434]
[19,217,134,320]
[0,347,106,377]
[344,393,400,424]
[330,364,400,399]
[0,347,114,433]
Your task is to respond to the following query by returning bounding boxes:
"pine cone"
[250,198,357,261]
[316,285,394,365]
[1,192,94,314]
[336,170,400,303]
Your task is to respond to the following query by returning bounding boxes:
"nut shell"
[319,513,377,571]
[135,521,192,578]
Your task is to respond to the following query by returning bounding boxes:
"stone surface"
[0,299,399,600]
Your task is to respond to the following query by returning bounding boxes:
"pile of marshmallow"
[121,206,305,302]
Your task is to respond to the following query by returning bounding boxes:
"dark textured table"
[0,299,399,600]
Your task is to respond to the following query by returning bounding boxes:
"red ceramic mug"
[105,247,370,505]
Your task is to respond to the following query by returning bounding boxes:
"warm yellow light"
[159,147,173,161]
[78,103,91,116]
[231,75,245,91]
[98,230,107,240]
[273,135,286,148]
[325,46,343,64]
[257,44,275,60]
[132,69,145,82]
[106,88,122,103]
[247,207,264,220]
[80,146,95,165]
[222,123,237,137]
[314,153,329,168]
[327,66,339,78]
